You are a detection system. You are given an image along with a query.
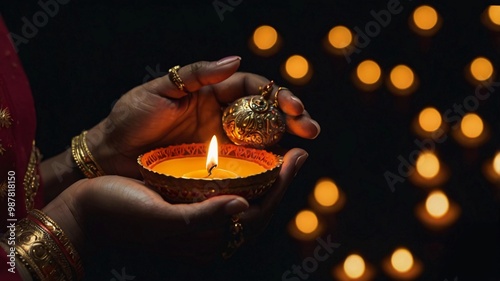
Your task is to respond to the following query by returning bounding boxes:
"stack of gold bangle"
[3,209,84,280]
[71,130,105,178]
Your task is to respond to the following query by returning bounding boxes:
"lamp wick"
[207,164,217,177]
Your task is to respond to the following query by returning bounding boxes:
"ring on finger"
[221,215,245,259]
[273,86,288,107]
[168,65,188,92]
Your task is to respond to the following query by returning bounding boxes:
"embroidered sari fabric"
[0,15,44,281]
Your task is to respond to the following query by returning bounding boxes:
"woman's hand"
[43,175,249,263]
[41,56,319,263]
[43,147,308,264]
[87,56,320,178]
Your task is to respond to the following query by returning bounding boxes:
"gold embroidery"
[23,141,41,211]
[0,107,12,128]
[0,181,6,200]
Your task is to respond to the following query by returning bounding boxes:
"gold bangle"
[13,211,84,281]
[29,209,84,280]
[71,130,105,178]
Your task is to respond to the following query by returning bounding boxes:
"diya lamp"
[138,81,285,203]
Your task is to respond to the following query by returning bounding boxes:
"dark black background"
[2,1,500,280]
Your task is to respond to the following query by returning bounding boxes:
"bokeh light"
[412,5,439,31]
[356,60,381,85]
[460,113,484,139]
[425,190,449,219]
[313,178,339,207]
[418,107,442,132]
[294,210,318,234]
[416,151,440,179]
[389,64,416,94]
[282,54,312,85]
[493,152,500,175]
[343,254,366,279]
[470,57,494,82]
[328,25,353,49]
[253,25,278,50]
[487,5,500,26]
[285,55,309,79]
[391,248,414,273]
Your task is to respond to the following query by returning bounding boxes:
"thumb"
[144,56,241,99]
[171,195,249,231]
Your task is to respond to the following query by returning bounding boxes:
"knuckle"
[189,61,210,74]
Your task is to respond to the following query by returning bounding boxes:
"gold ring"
[221,215,245,259]
[259,80,275,99]
[273,87,288,107]
[168,65,187,92]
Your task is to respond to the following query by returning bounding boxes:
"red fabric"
[0,15,39,228]
[0,16,41,281]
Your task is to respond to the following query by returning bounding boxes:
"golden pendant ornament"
[222,81,286,148]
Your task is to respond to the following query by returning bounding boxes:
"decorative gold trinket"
[222,81,286,148]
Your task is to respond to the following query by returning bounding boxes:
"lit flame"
[206,135,218,174]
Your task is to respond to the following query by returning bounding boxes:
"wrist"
[11,203,85,280]
[42,183,86,254]
[85,122,142,178]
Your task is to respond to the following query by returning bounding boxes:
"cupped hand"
[43,174,249,264]
[86,56,320,178]
[43,147,308,264]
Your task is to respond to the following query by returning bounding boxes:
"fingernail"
[225,197,249,215]
[290,95,302,104]
[216,56,241,66]
[311,120,321,139]
[290,96,305,111]
[294,153,309,177]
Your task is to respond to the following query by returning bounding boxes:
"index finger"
[141,56,241,99]
[214,73,305,117]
